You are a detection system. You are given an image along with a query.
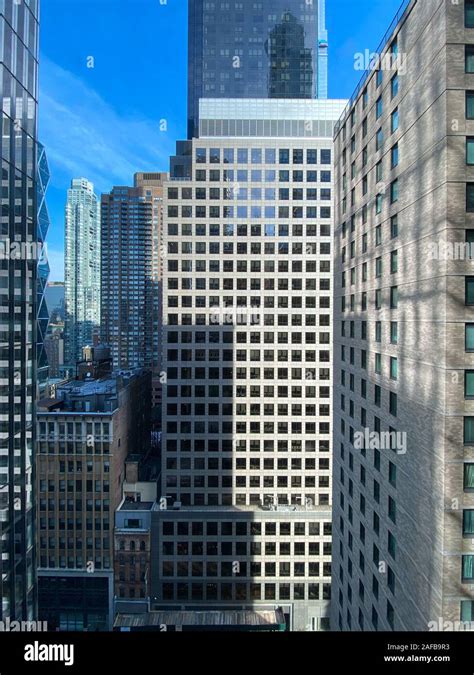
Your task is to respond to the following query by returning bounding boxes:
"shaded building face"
[188,0,323,137]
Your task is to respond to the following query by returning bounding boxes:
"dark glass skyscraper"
[187,0,328,138]
[0,0,40,620]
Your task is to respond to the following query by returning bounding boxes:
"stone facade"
[332,0,474,631]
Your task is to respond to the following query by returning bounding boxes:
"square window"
[391,144,399,169]
[466,277,474,305]
[467,46,474,73]
[375,257,382,278]
[375,322,382,342]
[389,392,397,416]
[390,179,399,204]
[391,250,398,273]
[463,510,474,537]
[251,149,262,164]
[376,161,383,183]
[376,194,383,215]
[265,149,276,164]
[463,555,474,581]
[391,322,398,345]
[464,464,474,491]
[321,149,331,165]
[466,0,474,28]
[376,96,383,119]
[466,372,474,399]
[390,357,398,380]
[391,109,399,133]
[390,286,398,309]
[467,92,474,120]
[376,128,383,151]
[391,215,399,239]
[468,139,474,166]
[389,462,397,487]
[466,324,474,352]
[375,353,382,374]
[465,417,474,444]
[391,74,399,98]
[375,289,382,310]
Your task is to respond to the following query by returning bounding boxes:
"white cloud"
[38,56,176,193]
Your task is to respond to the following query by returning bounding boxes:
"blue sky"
[40,0,404,281]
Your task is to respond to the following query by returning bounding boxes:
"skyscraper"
[101,173,167,373]
[0,0,40,621]
[187,0,328,137]
[64,178,101,368]
[159,97,346,631]
[332,0,474,631]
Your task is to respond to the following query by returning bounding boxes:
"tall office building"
[0,0,40,621]
[332,0,474,631]
[101,173,167,373]
[64,178,101,368]
[159,98,346,631]
[187,0,328,137]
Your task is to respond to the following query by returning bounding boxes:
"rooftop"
[118,501,154,512]
[153,504,331,517]
[114,609,286,631]
[37,369,145,415]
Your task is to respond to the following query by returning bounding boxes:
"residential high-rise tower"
[101,173,167,373]
[64,178,101,368]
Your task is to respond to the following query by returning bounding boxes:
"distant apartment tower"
[36,353,151,630]
[332,0,474,631]
[159,98,346,631]
[44,331,64,379]
[64,178,101,366]
[187,0,328,137]
[0,0,41,621]
[101,173,167,373]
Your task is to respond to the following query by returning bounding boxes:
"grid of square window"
[157,518,332,604]
[162,139,334,509]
